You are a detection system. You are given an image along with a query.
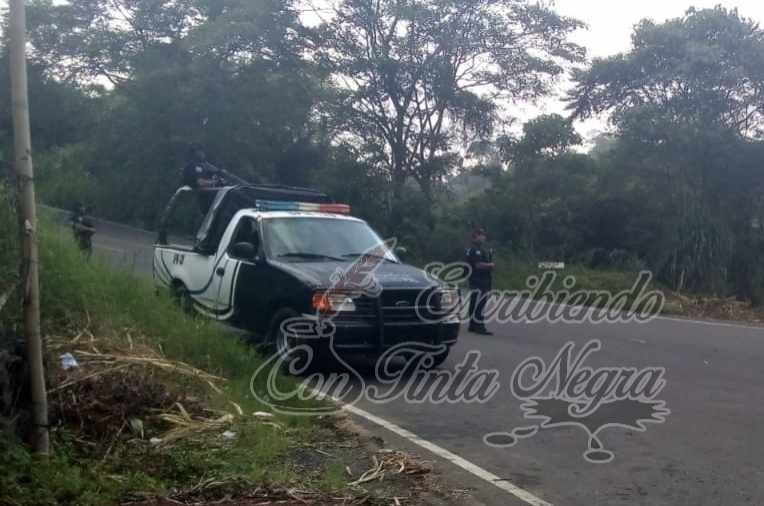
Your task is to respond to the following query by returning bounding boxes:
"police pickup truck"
[153,185,461,365]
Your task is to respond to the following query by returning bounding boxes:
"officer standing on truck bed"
[465,227,495,335]
[182,143,225,215]
[183,143,224,190]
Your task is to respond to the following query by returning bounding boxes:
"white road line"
[510,296,764,332]
[338,400,552,506]
[653,315,764,331]
[549,299,764,330]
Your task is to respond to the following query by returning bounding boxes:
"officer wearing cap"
[71,202,96,259]
[183,144,222,190]
[465,227,494,335]
[182,143,224,215]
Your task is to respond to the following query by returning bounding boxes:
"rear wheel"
[171,282,195,315]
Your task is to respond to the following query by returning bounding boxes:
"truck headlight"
[312,292,356,314]
[439,289,460,311]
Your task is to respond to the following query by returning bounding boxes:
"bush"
[35,145,98,214]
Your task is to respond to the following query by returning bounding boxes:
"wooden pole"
[9,0,49,456]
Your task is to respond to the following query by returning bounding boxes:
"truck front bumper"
[300,312,461,352]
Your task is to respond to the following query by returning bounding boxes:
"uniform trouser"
[469,283,490,329]
[76,235,93,259]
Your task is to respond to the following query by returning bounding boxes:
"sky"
[514,0,764,138]
[554,0,764,59]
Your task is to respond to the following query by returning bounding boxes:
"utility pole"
[9,0,49,456]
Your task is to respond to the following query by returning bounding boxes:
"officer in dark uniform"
[465,227,494,335]
[183,144,223,190]
[182,144,224,215]
[71,203,96,259]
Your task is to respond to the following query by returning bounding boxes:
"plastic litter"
[60,353,79,370]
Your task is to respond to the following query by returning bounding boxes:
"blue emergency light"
[255,200,351,215]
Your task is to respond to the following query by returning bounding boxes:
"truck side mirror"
[230,241,256,260]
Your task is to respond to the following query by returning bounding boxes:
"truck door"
[155,187,223,313]
[213,217,259,321]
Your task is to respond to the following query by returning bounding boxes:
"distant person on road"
[465,227,495,335]
[71,203,96,259]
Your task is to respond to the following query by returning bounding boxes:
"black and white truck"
[153,185,461,364]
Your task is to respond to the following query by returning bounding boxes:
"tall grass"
[0,189,333,505]
[36,223,323,417]
[492,252,651,295]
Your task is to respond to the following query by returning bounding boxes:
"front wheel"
[269,310,331,372]
[388,344,453,370]
[428,345,452,369]
[269,309,301,360]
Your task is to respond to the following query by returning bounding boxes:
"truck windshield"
[263,217,396,263]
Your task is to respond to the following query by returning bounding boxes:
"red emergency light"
[255,200,351,215]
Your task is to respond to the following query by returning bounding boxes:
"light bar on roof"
[255,200,351,215]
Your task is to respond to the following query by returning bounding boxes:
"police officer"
[183,144,223,189]
[182,144,225,215]
[71,203,96,259]
[465,227,494,335]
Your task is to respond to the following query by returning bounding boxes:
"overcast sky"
[512,0,764,138]
[555,0,764,58]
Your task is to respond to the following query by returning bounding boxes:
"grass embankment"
[0,210,338,504]
[493,255,646,296]
[491,253,764,322]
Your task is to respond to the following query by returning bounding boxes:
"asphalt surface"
[58,209,764,506]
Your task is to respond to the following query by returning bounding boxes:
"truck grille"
[331,288,438,325]
[332,295,377,324]
[381,288,437,324]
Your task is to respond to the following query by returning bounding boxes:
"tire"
[268,309,301,359]
[389,343,452,370]
[428,345,452,369]
[269,309,327,372]
[171,282,195,315]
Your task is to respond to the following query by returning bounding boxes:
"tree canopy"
[2,2,763,301]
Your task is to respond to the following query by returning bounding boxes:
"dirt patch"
[663,293,764,324]
[285,415,474,506]
[126,414,476,506]
[43,332,477,506]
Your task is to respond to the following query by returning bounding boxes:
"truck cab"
[154,185,461,364]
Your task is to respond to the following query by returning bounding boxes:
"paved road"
[69,210,764,506]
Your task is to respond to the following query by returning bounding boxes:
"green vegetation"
[0,187,344,505]
[1,2,760,303]
[492,256,650,298]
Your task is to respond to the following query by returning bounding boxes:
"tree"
[27,0,200,84]
[21,0,332,227]
[570,7,764,139]
[506,113,582,171]
[569,7,764,295]
[320,0,585,223]
[501,114,595,257]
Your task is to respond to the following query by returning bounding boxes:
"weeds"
[0,198,332,505]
